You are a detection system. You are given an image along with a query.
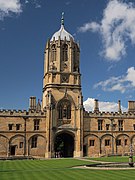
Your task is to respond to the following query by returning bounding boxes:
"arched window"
[62,44,68,61]
[51,44,56,62]
[58,100,71,119]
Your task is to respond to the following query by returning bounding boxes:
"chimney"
[118,100,122,113]
[94,99,99,112]
[29,96,36,111]
[128,101,135,112]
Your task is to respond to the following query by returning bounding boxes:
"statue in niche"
[49,62,57,71]
[61,62,68,72]
[73,56,79,72]
[74,75,77,84]
[61,74,69,83]
[57,99,71,126]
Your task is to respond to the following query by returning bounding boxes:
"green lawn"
[87,156,134,163]
[0,158,135,180]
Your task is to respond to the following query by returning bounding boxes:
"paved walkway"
[74,158,135,170]
[76,157,114,163]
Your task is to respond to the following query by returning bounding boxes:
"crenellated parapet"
[84,99,135,118]
[0,109,46,117]
[84,110,135,118]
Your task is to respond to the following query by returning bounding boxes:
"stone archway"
[116,134,130,155]
[9,134,25,156]
[54,132,74,157]
[0,135,9,157]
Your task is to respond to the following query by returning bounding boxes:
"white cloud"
[78,22,100,33]
[0,0,41,20]
[83,98,127,112]
[126,67,135,86]
[0,0,22,20]
[78,0,135,61]
[94,67,135,93]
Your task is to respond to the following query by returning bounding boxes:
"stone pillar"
[74,102,83,158]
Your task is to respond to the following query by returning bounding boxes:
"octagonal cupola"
[50,12,74,42]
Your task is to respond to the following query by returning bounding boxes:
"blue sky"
[0,0,135,111]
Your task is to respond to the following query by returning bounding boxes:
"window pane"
[98,120,103,130]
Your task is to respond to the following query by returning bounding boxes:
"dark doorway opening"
[83,145,87,157]
[54,133,74,157]
[10,146,16,156]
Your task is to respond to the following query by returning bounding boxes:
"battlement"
[0,109,46,117]
[84,110,135,118]
[83,99,135,118]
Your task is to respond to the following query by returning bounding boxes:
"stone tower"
[42,13,83,158]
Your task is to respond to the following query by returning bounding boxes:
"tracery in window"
[58,100,71,119]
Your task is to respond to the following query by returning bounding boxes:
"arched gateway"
[54,132,74,157]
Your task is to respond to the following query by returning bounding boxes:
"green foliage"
[54,136,64,151]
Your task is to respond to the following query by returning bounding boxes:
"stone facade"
[0,110,46,157]
[83,101,135,157]
[0,16,135,158]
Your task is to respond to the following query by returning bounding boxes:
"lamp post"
[23,116,28,157]
[110,118,114,155]
[129,144,134,167]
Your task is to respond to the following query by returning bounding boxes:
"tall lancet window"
[73,47,76,61]
[73,46,79,72]
[73,47,76,71]
[58,100,71,119]
[62,44,68,61]
[51,44,56,62]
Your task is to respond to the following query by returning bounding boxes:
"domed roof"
[50,13,74,42]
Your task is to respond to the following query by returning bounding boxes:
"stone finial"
[45,39,50,49]
[36,99,41,111]
[61,12,64,26]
